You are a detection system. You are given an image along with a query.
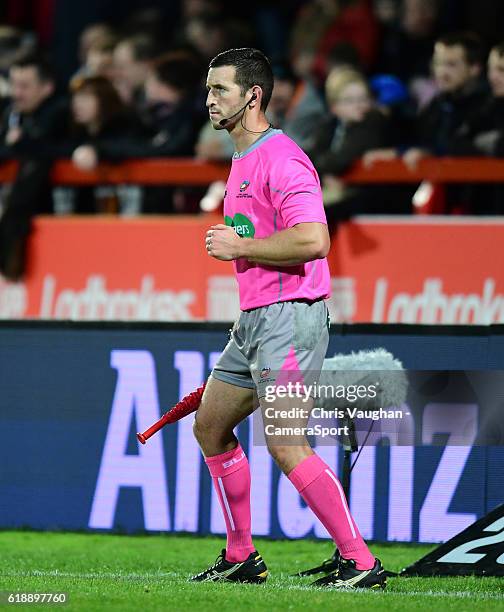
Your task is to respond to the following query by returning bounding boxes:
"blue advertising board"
[1,322,503,544]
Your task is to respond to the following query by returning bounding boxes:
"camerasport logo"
[239,180,250,191]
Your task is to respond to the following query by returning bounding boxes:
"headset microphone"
[218,93,257,127]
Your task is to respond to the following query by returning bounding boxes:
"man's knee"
[267,443,312,474]
[193,411,233,448]
[192,378,255,455]
[192,415,214,445]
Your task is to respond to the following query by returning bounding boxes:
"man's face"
[9,66,53,114]
[206,65,244,130]
[432,43,479,93]
[488,50,504,98]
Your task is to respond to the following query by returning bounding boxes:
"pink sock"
[288,454,375,570]
[205,444,255,563]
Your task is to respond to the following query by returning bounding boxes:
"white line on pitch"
[3,570,503,601]
[1,570,177,580]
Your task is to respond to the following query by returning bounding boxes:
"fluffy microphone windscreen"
[316,348,408,410]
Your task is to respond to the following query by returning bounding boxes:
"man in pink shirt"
[192,48,385,590]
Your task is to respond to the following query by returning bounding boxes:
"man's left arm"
[206,222,330,266]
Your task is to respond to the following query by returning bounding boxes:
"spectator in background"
[142,52,207,213]
[311,68,409,223]
[266,60,325,151]
[489,42,504,92]
[86,37,117,81]
[112,34,162,109]
[453,42,504,158]
[368,30,488,162]
[58,76,145,215]
[0,54,68,279]
[402,31,487,167]
[0,26,35,106]
[73,53,203,163]
[448,42,504,213]
[0,54,67,156]
[71,76,132,145]
[364,31,488,213]
[78,23,116,68]
[142,52,205,157]
[74,53,205,213]
[398,31,488,214]
[72,32,118,83]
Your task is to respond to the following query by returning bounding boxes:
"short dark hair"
[11,52,55,82]
[209,47,273,111]
[436,31,485,66]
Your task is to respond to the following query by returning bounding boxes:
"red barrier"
[0,157,504,185]
[0,159,229,185]
[344,158,504,184]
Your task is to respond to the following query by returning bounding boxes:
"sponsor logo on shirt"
[224,213,256,238]
[236,179,253,199]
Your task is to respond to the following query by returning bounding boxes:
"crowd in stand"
[0,0,503,278]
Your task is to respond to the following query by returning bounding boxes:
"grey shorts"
[211,299,330,399]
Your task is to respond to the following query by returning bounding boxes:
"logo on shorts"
[240,180,250,192]
[260,367,271,378]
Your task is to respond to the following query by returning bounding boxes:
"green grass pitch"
[1,531,503,611]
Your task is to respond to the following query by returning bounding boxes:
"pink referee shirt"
[223,129,331,310]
